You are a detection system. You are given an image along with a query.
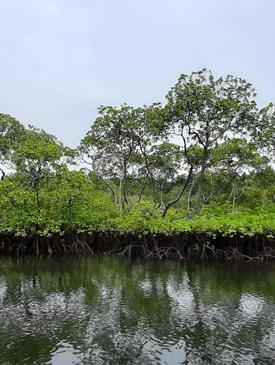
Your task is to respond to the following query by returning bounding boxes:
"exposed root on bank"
[0,231,274,261]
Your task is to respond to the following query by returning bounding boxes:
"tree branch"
[162,165,194,218]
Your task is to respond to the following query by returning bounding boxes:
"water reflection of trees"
[0,258,275,364]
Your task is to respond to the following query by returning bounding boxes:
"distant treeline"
[0,69,274,258]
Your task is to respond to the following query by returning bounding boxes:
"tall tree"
[0,114,25,178]
[80,105,141,211]
[80,104,165,210]
[165,69,258,211]
[11,127,68,211]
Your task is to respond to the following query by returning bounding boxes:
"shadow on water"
[1,257,275,364]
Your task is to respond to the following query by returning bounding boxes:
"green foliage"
[0,169,118,236]
[87,201,273,239]
[0,69,275,242]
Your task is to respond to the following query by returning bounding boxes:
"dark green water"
[1,257,275,364]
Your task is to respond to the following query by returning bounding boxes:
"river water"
[0,257,275,364]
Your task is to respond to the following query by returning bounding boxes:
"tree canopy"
[0,70,274,239]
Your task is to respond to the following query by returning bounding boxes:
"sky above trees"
[0,0,274,146]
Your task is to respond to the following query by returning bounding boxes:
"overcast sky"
[0,0,274,146]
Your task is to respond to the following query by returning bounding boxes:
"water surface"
[1,257,275,364]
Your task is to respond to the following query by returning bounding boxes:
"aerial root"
[3,233,275,260]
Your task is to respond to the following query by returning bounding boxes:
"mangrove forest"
[0,69,274,259]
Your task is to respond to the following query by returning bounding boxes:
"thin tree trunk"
[139,144,157,205]
[195,164,206,213]
[103,179,117,203]
[119,176,123,214]
[0,168,5,180]
[232,174,237,212]
[187,179,195,211]
[205,175,214,203]
[160,182,164,208]
[162,165,193,218]
[137,183,146,203]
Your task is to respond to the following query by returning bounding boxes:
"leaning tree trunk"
[137,183,146,203]
[162,165,194,218]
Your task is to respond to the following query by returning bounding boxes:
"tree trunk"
[137,184,146,203]
[0,168,5,180]
[231,174,237,212]
[187,179,195,211]
[119,176,123,214]
[162,165,193,218]
[195,164,206,213]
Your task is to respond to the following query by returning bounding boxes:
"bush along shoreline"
[1,207,275,260]
[0,69,274,258]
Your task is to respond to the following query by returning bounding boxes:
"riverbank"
[1,207,274,260]
[0,229,275,261]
